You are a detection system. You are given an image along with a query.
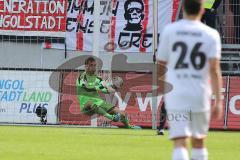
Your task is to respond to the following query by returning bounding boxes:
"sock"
[159,112,166,130]
[120,114,131,128]
[191,148,208,160]
[172,147,189,160]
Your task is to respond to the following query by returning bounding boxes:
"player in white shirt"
[157,0,223,160]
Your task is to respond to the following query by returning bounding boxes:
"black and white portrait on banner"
[62,0,174,52]
[123,0,145,31]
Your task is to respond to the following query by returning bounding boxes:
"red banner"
[0,0,67,37]
[59,72,240,130]
[227,77,240,129]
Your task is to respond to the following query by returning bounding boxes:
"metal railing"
[216,0,240,48]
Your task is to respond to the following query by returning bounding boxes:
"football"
[112,76,124,89]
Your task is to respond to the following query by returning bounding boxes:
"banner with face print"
[114,0,173,52]
[58,0,178,52]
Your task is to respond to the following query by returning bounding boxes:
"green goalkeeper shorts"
[78,95,115,115]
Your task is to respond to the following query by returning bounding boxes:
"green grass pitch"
[0,126,239,160]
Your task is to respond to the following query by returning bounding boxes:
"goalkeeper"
[76,57,141,129]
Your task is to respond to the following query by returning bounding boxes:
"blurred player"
[157,0,223,159]
[157,102,167,135]
[76,57,141,129]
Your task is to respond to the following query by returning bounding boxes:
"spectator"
[233,63,239,71]
[229,0,240,44]
[201,0,222,29]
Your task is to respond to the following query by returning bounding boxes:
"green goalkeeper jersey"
[76,72,109,109]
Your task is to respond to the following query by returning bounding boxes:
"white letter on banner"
[136,93,162,111]
[10,15,18,28]
[136,93,152,112]
[56,16,64,29]
[25,16,33,29]
[33,16,41,29]
[4,0,11,13]
[18,0,27,13]
[11,0,19,13]
[157,95,163,110]
[35,0,41,14]
[42,1,48,14]
[40,16,47,29]
[0,15,3,27]
[56,1,65,14]
[49,1,56,14]
[27,0,33,14]
[229,95,240,115]
[115,92,131,111]
[3,15,10,27]
[48,16,55,29]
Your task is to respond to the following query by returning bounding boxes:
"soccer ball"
[112,76,124,89]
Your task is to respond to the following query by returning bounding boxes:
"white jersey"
[157,19,221,112]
